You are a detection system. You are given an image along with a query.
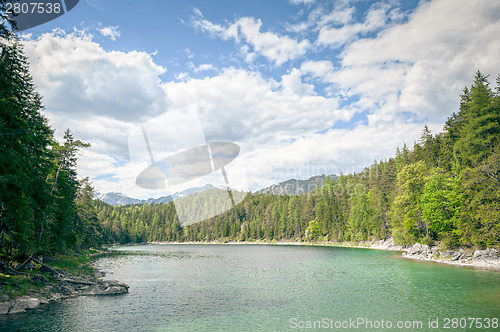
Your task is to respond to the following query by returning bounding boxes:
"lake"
[1,244,499,331]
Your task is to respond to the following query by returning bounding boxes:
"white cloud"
[300,60,334,78]
[289,0,315,5]
[317,3,391,47]
[245,119,426,188]
[160,68,356,190]
[162,68,343,145]
[184,48,195,59]
[97,25,120,41]
[191,10,238,41]
[193,63,216,73]
[175,72,190,81]
[237,17,311,66]
[22,29,168,169]
[23,30,167,123]
[192,11,310,66]
[294,0,500,126]
[317,1,355,27]
[337,0,500,120]
[281,68,316,96]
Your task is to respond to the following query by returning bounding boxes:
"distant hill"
[256,174,337,195]
[97,184,216,206]
[98,176,337,205]
[96,192,173,206]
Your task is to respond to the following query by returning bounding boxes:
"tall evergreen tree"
[454,71,500,167]
[0,20,53,256]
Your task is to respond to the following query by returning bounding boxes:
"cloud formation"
[21,0,500,197]
[192,10,310,66]
[97,25,120,41]
[316,2,393,47]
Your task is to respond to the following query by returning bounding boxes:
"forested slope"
[1,13,101,259]
[95,72,500,249]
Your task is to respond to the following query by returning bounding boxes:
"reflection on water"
[1,244,499,331]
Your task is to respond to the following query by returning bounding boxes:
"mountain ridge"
[97,184,216,206]
[98,175,338,206]
[256,174,337,195]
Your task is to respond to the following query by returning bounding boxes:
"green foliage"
[421,168,463,246]
[305,219,320,241]
[0,274,49,299]
[48,251,95,276]
[454,71,500,168]
[0,24,101,258]
[391,161,427,244]
[456,143,500,247]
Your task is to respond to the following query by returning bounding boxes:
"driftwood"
[61,278,96,286]
[30,257,64,278]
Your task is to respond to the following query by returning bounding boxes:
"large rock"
[0,296,48,315]
[451,249,466,261]
[370,237,406,251]
[472,248,500,267]
[405,243,432,257]
[401,243,500,269]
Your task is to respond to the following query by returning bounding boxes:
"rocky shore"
[151,238,500,270]
[0,256,129,315]
[350,237,407,251]
[402,243,500,269]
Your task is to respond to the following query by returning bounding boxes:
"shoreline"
[145,238,500,271]
[146,240,404,251]
[0,251,129,315]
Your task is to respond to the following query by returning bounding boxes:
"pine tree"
[75,178,102,248]
[454,71,500,167]
[0,24,53,256]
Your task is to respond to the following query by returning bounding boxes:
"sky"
[11,0,500,198]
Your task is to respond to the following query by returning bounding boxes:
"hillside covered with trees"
[95,71,500,249]
[0,14,101,259]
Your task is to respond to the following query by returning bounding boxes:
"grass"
[47,252,93,276]
[0,273,52,300]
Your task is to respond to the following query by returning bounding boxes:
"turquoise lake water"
[1,244,499,331]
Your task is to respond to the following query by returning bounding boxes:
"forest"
[1,7,499,263]
[95,70,500,249]
[1,14,102,259]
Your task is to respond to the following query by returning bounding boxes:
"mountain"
[171,184,217,199]
[97,184,216,206]
[96,192,148,206]
[256,174,337,195]
[98,175,337,205]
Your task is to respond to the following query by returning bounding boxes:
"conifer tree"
[0,20,53,256]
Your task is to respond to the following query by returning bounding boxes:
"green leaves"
[390,161,426,244]
[305,219,320,241]
[421,168,463,245]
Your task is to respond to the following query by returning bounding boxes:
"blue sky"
[13,0,500,197]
